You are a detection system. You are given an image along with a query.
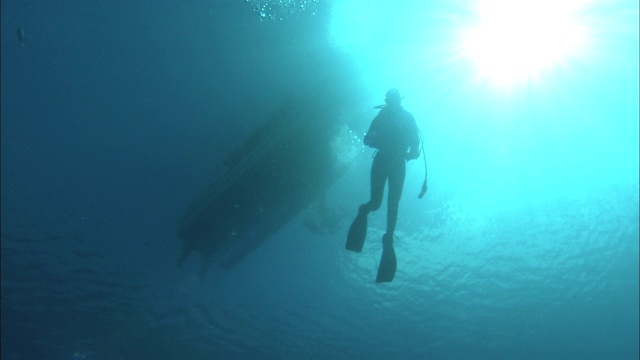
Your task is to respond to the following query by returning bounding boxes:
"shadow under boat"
[176,89,363,278]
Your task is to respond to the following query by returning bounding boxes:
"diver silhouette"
[345,89,424,283]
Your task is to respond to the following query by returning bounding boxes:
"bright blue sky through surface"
[328,0,639,206]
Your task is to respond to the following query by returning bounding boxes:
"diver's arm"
[406,116,421,160]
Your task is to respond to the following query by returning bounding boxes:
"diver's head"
[384,88,403,107]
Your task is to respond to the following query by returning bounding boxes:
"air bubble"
[246,0,319,20]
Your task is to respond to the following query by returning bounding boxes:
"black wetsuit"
[360,105,420,236]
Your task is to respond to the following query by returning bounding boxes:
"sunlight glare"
[461,0,588,87]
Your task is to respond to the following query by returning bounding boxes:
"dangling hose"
[418,130,428,199]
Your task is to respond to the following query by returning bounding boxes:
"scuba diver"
[345,89,426,283]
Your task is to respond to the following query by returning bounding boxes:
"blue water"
[2,1,638,359]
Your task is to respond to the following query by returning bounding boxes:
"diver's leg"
[377,157,402,283]
[385,158,406,236]
[362,154,387,214]
[346,155,386,252]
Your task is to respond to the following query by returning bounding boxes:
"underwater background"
[1,0,638,359]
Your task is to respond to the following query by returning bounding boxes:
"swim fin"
[376,234,397,283]
[345,206,367,252]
